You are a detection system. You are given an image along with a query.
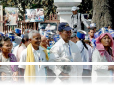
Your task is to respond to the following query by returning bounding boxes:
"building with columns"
[54,0,82,26]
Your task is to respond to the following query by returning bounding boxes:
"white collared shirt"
[76,40,89,62]
[20,45,47,62]
[49,38,82,62]
[71,13,89,30]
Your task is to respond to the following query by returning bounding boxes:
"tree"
[92,0,114,30]
[78,0,93,19]
[0,0,57,21]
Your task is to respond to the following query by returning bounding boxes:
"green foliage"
[78,0,93,18]
[0,0,57,21]
[0,0,92,20]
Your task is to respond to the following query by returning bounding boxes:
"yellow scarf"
[25,44,36,83]
[25,44,49,85]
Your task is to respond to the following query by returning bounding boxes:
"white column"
[54,0,82,26]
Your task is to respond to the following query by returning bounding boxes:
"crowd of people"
[0,23,114,62]
[0,6,114,83]
[0,22,114,83]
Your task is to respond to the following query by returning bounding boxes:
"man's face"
[31,33,41,50]
[89,30,94,37]
[60,30,71,43]
[108,26,111,29]
[72,10,77,15]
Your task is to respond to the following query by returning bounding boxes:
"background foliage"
[0,0,57,21]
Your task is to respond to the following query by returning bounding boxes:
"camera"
[73,24,77,28]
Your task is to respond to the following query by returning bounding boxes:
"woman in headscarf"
[92,29,114,62]
[92,27,114,83]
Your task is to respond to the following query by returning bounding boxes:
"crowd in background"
[0,6,114,84]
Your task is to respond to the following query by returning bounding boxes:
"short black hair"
[16,33,21,36]
[0,36,11,47]
[88,28,94,32]
[21,33,29,43]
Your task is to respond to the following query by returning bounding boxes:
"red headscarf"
[96,33,114,62]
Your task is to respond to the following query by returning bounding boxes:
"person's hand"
[12,71,18,82]
[12,77,18,82]
[1,72,6,81]
[1,72,6,76]
[61,77,69,81]
[12,71,18,76]
[108,65,114,70]
[59,72,69,76]
[59,72,70,81]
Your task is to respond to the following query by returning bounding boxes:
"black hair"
[88,28,94,32]
[0,36,11,47]
[16,33,21,36]
[79,38,88,50]
[19,33,29,47]
[22,34,29,43]
[12,39,15,41]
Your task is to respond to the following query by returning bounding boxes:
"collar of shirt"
[31,45,45,62]
[60,38,73,46]
[21,43,26,49]
[73,14,77,17]
[76,40,84,51]
[31,45,44,53]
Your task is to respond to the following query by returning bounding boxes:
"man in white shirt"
[49,22,82,62]
[71,6,90,31]
[16,33,30,62]
[49,23,83,85]
[20,30,49,76]
[20,30,48,62]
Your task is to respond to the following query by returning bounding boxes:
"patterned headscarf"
[96,33,114,62]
